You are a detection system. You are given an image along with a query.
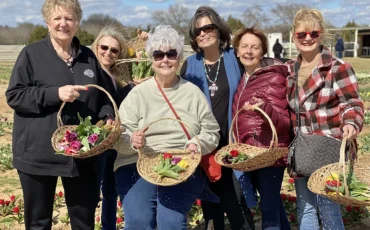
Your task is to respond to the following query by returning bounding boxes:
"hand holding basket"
[51,84,121,158]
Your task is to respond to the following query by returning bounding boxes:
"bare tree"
[270,3,311,26]
[242,4,270,29]
[81,13,128,38]
[152,3,190,37]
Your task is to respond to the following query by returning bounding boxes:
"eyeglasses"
[99,45,120,55]
[295,31,322,39]
[194,24,217,36]
[152,49,178,61]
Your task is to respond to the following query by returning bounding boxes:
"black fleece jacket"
[6,36,114,177]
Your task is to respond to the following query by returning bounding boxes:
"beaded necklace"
[202,53,223,97]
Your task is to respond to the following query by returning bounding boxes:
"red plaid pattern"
[285,45,364,139]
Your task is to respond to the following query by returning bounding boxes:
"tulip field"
[0,58,370,229]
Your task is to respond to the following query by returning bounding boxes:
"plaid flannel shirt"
[285,45,364,140]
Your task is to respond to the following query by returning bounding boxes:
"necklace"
[202,53,223,97]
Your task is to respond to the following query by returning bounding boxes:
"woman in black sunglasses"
[180,5,255,230]
[286,9,363,230]
[114,25,220,230]
[91,25,135,230]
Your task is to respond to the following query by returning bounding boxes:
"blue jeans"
[295,176,344,230]
[235,167,290,230]
[336,51,343,59]
[115,163,206,230]
[96,149,118,230]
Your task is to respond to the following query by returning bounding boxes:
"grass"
[0,63,13,84]
[343,58,370,74]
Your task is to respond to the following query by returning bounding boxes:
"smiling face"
[195,17,219,50]
[97,36,120,69]
[293,21,322,55]
[46,6,78,43]
[237,33,263,72]
[151,47,180,79]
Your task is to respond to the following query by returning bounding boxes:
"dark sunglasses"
[99,44,120,54]
[152,49,178,61]
[295,31,322,39]
[194,24,217,36]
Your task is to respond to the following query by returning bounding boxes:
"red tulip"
[280,194,287,201]
[117,201,122,207]
[163,153,173,159]
[0,199,4,206]
[195,199,201,206]
[116,217,123,224]
[13,206,20,214]
[230,150,239,157]
[288,178,294,184]
[10,195,15,201]
[58,191,64,197]
[346,205,352,212]
[96,216,100,223]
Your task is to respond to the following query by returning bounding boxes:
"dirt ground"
[1,83,370,230]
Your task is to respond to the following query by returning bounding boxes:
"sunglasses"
[194,24,217,36]
[152,49,178,61]
[99,44,120,55]
[295,31,322,39]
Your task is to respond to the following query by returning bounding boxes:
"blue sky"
[0,0,369,28]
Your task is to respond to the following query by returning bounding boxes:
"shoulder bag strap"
[155,78,191,140]
[294,62,301,129]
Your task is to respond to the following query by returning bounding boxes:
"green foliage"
[76,29,95,46]
[28,25,48,44]
[0,144,12,171]
[0,119,12,136]
[226,15,245,34]
[359,134,370,154]
[0,65,13,83]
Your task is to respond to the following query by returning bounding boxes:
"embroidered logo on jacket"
[84,69,95,78]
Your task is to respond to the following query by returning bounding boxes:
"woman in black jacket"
[5,0,113,229]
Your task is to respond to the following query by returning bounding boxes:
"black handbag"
[287,62,341,177]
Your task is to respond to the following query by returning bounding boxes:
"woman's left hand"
[186,143,198,159]
[342,124,357,140]
[137,28,149,40]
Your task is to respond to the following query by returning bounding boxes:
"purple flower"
[88,134,99,144]
[70,140,82,151]
[64,130,77,143]
[171,157,182,165]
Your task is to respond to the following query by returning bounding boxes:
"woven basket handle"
[56,84,120,131]
[137,118,202,158]
[229,105,278,151]
[337,137,356,197]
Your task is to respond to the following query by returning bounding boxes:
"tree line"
[0,3,367,46]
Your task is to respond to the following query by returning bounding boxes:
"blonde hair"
[292,9,326,39]
[42,0,83,23]
[91,25,128,87]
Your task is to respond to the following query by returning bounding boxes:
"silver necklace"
[202,53,223,97]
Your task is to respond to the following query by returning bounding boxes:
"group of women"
[6,0,364,230]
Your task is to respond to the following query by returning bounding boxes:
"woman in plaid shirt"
[286,9,364,230]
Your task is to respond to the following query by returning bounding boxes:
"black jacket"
[6,36,113,177]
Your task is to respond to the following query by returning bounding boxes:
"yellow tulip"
[128,48,135,57]
[177,160,189,168]
[326,172,339,181]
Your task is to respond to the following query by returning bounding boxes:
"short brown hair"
[188,6,231,52]
[232,27,268,56]
[42,0,83,23]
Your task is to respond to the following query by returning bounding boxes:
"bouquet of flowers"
[325,171,370,201]
[127,48,154,81]
[221,149,251,164]
[55,114,111,156]
[152,153,189,180]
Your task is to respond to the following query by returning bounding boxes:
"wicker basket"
[51,84,121,159]
[308,137,370,206]
[136,118,202,186]
[214,105,288,172]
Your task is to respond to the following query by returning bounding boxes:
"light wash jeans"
[295,176,344,230]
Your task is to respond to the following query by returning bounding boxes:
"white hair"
[145,25,184,60]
